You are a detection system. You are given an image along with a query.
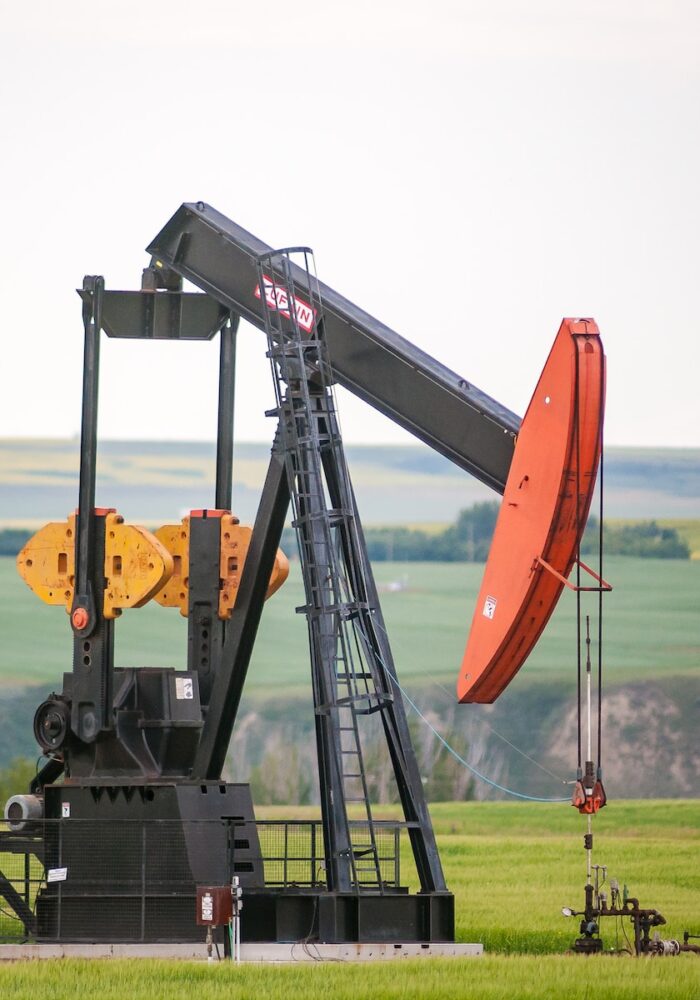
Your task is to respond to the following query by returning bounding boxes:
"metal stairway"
[257,248,386,892]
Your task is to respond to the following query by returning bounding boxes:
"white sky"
[1,1,698,447]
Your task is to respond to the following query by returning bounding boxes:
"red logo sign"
[254,275,316,333]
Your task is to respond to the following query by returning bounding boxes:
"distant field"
[1,439,699,526]
[1,555,698,693]
[0,800,698,998]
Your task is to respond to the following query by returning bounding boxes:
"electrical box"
[196,885,232,926]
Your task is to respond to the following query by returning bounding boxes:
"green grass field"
[263,800,700,954]
[0,954,698,1000]
[1,554,698,693]
[0,801,698,998]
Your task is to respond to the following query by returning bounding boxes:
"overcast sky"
[1,1,698,448]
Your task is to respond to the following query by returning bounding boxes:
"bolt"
[72,607,89,630]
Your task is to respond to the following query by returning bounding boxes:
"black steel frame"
[10,203,527,943]
[147,202,520,492]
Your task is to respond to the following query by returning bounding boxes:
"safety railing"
[239,820,403,890]
[0,816,408,942]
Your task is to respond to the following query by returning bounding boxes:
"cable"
[574,343,582,775]
[597,349,605,772]
[483,723,570,785]
[383,664,569,803]
[361,584,569,800]
[413,668,570,785]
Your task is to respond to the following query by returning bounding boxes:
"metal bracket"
[536,556,612,593]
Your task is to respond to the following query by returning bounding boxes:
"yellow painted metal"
[16,515,77,612]
[17,512,174,619]
[153,519,191,616]
[102,513,174,619]
[218,515,289,620]
[152,513,290,619]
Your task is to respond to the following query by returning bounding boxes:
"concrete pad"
[0,941,483,962]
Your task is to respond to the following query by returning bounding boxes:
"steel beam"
[148,203,520,493]
[215,315,238,510]
[192,433,290,780]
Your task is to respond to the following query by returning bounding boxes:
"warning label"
[482,596,497,620]
[201,892,213,922]
[254,274,316,333]
[176,677,194,700]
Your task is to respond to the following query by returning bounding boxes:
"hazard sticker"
[176,677,194,700]
[482,596,497,620]
[254,275,316,333]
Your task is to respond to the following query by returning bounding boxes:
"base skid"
[240,890,455,944]
[1,785,456,947]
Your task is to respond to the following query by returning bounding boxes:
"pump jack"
[2,203,604,945]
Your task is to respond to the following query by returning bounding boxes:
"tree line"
[0,508,689,562]
[284,504,690,561]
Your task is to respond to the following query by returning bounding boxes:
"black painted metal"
[193,437,290,780]
[32,787,261,943]
[63,668,203,781]
[238,891,454,944]
[147,203,520,493]
[69,279,115,744]
[258,249,369,894]
[94,289,229,340]
[321,440,447,894]
[255,247,448,901]
[70,511,115,744]
[187,514,226,711]
[14,216,476,943]
[30,758,63,795]
[74,276,102,619]
[0,867,35,935]
[215,315,238,510]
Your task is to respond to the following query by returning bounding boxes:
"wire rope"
[381,662,570,803]
[397,663,570,785]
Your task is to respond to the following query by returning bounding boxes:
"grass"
[1,555,698,692]
[0,801,698,998]
[0,955,698,1000]
[260,800,700,955]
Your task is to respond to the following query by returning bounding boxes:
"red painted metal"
[458,319,605,704]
